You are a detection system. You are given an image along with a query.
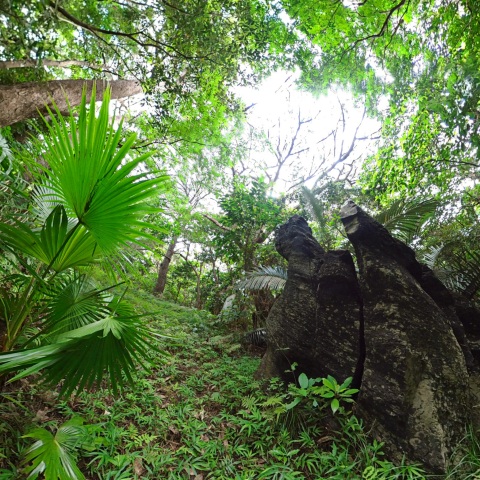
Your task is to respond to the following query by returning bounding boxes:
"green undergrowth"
[0,287,479,479]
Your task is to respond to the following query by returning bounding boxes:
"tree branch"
[0,59,104,70]
[49,1,211,62]
[202,214,234,232]
[350,0,408,49]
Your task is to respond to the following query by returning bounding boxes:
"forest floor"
[1,288,479,479]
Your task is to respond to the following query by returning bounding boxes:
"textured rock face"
[340,201,470,473]
[257,205,477,473]
[454,293,480,363]
[256,215,363,386]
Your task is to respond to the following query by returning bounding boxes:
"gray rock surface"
[256,215,363,386]
[257,205,477,473]
[340,201,471,473]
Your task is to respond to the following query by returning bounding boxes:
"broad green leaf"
[331,398,340,414]
[322,377,335,390]
[0,207,98,272]
[298,372,309,390]
[285,397,302,411]
[22,418,90,480]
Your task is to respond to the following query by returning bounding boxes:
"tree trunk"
[0,60,102,70]
[194,264,204,310]
[0,79,142,127]
[153,236,178,296]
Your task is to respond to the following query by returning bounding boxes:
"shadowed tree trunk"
[0,79,142,126]
[153,236,178,296]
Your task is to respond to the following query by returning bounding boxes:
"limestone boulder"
[256,215,363,386]
[340,201,470,473]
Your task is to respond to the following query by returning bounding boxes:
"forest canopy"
[1,0,479,380]
[1,1,480,478]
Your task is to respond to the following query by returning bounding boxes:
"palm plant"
[374,198,440,244]
[21,417,95,480]
[424,244,480,299]
[237,265,287,292]
[0,86,170,396]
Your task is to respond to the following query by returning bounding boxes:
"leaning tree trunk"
[0,79,142,126]
[153,236,178,296]
[0,59,102,70]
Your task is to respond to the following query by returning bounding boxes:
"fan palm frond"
[375,198,440,243]
[22,417,90,480]
[0,85,171,394]
[40,274,111,336]
[238,266,287,291]
[0,314,168,397]
[38,84,169,254]
[0,206,99,272]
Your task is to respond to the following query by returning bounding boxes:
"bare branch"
[203,214,234,232]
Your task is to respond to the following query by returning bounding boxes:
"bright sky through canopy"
[236,71,380,194]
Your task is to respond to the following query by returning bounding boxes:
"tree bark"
[0,60,102,70]
[194,264,204,310]
[153,236,178,296]
[0,79,142,127]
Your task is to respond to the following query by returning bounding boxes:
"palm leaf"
[301,186,328,230]
[40,274,111,336]
[238,266,288,291]
[300,186,336,247]
[421,244,455,287]
[22,417,89,480]
[447,249,480,298]
[0,315,169,397]
[422,244,445,269]
[0,207,98,272]
[422,244,480,298]
[31,183,77,231]
[375,198,440,243]
[37,84,169,255]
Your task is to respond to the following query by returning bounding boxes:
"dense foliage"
[0,292,437,479]
[1,0,480,477]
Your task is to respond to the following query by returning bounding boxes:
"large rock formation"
[257,215,364,386]
[256,203,479,473]
[341,201,471,472]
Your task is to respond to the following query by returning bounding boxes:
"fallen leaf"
[34,408,50,423]
[133,457,145,476]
